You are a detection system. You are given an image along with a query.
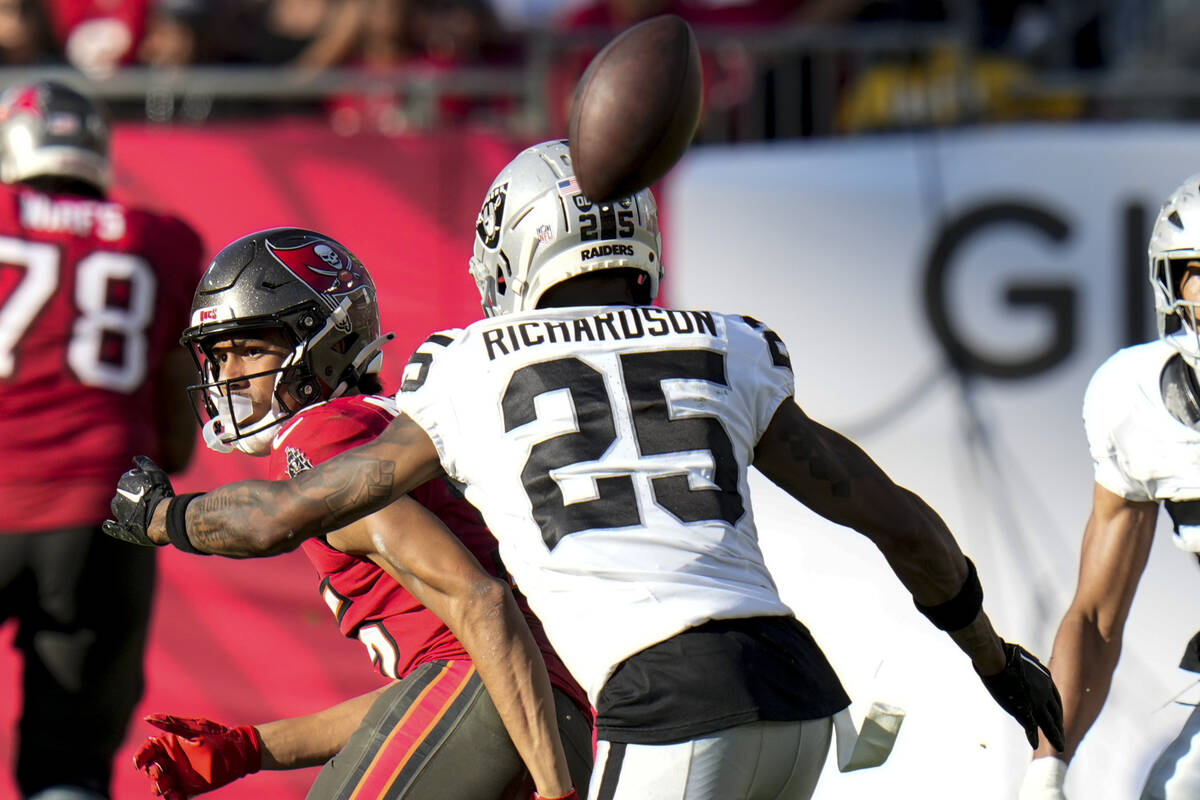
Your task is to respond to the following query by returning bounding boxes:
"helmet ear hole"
[331,332,359,354]
[297,312,321,334]
[1170,258,1192,299]
[291,376,321,406]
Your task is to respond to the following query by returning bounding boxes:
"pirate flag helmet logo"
[265,233,374,300]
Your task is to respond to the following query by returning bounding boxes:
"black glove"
[102,456,174,547]
[978,642,1065,752]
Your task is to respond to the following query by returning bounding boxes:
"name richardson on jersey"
[482,307,717,360]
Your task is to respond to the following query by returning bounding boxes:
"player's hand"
[1018,756,1069,799]
[133,714,263,798]
[978,642,1065,751]
[103,456,174,546]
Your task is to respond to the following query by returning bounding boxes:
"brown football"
[567,14,703,203]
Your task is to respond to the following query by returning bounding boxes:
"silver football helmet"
[469,139,662,317]
[0,80,111,192]
[1150,174,1200,364]
[180,228,392,455]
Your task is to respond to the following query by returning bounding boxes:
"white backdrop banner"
[666,124,1200,800]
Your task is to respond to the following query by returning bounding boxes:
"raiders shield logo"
[476,182,507,250]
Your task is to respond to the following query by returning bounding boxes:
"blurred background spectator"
[327,0,519,134]
[47,0,150,76]
[0,0,57,64]
[138,0,219,67]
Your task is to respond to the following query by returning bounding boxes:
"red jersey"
[268,394,589,715]
[0,183,202,532]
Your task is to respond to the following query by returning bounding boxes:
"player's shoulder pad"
[400,328,464,393]
[272,395,396,452]
[733,313,792,371]
[1083,340,1166,429]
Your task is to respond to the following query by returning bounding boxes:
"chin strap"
[330,331,396,400]
[201,385,285,456]
[1161,353,1200,430]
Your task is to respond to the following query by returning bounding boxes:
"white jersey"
[397,306,796,701]
[1083,336,1200,550]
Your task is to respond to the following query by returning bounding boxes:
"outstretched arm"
[149,413,443,556]
[753,398,1004,666]
[326,496,574,797]
[117,427,577,796]
[1034,483,1157,761]
[754,398,1063,750]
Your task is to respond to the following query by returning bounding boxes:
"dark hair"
[353,372,385,396]
[538,268,652,309]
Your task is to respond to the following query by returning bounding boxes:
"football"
[568,14,703,203]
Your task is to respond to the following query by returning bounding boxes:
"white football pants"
[1143,703,1200,799]
[588,717,833,800]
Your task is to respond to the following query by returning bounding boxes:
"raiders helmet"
[180,228,391,455]
[0,80,111,192]
[1150,174,1200,363]
[469,139,662,317]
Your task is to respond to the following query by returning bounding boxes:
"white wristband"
[1019,757,1068,800]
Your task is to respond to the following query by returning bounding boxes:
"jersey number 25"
[503,349,745,549]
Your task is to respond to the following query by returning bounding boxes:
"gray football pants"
[588,717,833,800]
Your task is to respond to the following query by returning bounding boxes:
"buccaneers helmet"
[180,227,391,455]
[0,80,111,192]
[468,139,662,317]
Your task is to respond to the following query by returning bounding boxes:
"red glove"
[133,714,264,799]
[532,790,579,800]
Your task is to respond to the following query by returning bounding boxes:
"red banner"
[0,120,534,800]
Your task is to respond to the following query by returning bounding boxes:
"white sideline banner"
[667,124,1200,800]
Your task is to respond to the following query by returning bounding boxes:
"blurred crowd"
[0,0,1187,135]
[0,0,1151,73]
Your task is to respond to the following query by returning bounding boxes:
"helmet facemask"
[184,295,392,456]
[181,228,392,456]
[186,324,309,456]
[1149,175,1200,371]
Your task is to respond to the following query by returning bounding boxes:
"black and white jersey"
[397,306,797,702]
[1084,336,1200,550]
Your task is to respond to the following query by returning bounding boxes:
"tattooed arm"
[752,398,1005,674]
[146,414,444,557]
[326,497,574,796]
[140,420,577,796]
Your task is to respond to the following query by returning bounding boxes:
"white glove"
[832,701,905,772]
[1019,757,1068,800]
